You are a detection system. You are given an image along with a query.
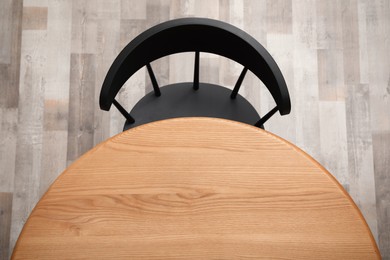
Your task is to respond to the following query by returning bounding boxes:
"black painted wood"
[100,18,291,116]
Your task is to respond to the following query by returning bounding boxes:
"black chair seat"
[124,83,261,131]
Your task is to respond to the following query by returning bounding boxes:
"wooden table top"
[12,118,380,259]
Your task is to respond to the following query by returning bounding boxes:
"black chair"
[100,18,290,131]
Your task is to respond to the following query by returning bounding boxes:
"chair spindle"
[193,51,200,90]
[146,63,161,96]
[113,99,135,123]
[255,106,278,128]
[231,67,248,99]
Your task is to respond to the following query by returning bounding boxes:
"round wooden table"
[12,118,380,259]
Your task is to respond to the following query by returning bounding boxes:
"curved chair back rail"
[99,18,291,116]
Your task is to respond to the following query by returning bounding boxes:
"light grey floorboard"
[317,49,345,101]
[67,54,96,164]
[0,0,22,109]
[316,0,343,50]
[0,0,13,64]
[365,0,390,256]
[341,0,361,85]
[10,29,46,253]
[319,101,349,190]
[0,109,18,193]
[346,84,378,241]
[372,132,390,258]
[0,193,12,260]
[266,0,292,34]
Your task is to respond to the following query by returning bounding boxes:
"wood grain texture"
[0,0,23,108]
[346,84,378,241]
[39,131,68,197]
[0,0,14,64]
[44,0,72,101]
[316,0,343,50]
[11,118,380,259]
[0,0,389,258]
[317,49,345,101]
[0,193,12,260]
[357,1,369,85]
[70,0,98,54]
[266,0,292,34]
[40,103,69,197]
[341,0,361,85]
[10,29,46,254]
[38,0,72,209]
[121,0,146,20]
[319,101,349,190]
[67,54,96,164]
[22,7,48,31]
[292,47,321,160]
[365,1,390,257]
[0,108,18,192]
[292,0,317,49]
[372,132,390,258]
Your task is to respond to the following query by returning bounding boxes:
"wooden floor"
[0,0,388,259]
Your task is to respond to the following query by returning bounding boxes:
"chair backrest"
[100,17,291,118]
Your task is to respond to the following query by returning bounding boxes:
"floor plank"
[0,0,23,108]
[372,132,390,258]
[365,0,390,255]
[67,54,96,164]
[292,47,321,161]
[341,0,361,85]
[71,0,98,54]
[346,84,378,241]
[0,192,12,260]
[315,0,343,49]
[38,0,72,196]
[22,7,48,31]
[292,0,317,49]
[319,101,349,190]
[266,0,292,34]
[317,49,345,101]
[0,0,13,64]
[121,0,146,20]
[0,108,18,193]
[10,29,46,252]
